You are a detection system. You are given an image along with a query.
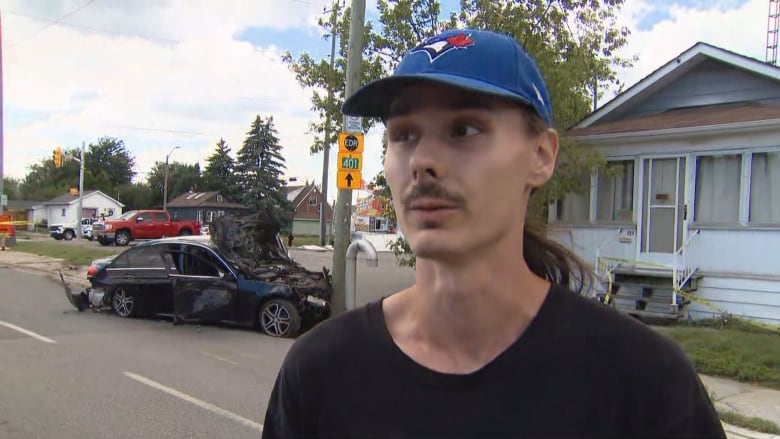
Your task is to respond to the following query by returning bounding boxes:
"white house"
[550,42,780,326]
[33,190,124,227]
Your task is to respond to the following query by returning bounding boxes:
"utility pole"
[163,145,180,211]
[76,141,85,239]
[0,11,5,215]
[319,0,340,246]
[331,0,366,314]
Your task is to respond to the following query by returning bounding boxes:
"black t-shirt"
[262,285,726,439]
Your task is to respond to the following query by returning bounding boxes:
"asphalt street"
[0,249,415,439]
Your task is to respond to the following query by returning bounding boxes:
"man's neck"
[383,241,551,374]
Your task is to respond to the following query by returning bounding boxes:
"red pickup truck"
[93,210,201,246]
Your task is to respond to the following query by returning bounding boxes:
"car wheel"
[178,229,192,236]
[63,230,74,241]
[259,299,300,338]
[111,288,136,318]
[115,230,131,246]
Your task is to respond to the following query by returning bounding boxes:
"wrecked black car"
[61,213,332,338]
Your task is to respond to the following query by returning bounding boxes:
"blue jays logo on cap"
[409,32,475,62]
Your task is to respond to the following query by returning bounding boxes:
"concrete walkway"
[701,374,780,438]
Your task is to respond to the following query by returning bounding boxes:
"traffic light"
[53,147,62,168]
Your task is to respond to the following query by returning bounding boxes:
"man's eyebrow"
[386,96,498,119]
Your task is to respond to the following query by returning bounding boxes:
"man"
[263,29,725,439]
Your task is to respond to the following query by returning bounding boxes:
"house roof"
[166,191,247,209]
[6,200,38,211]
[572,42,780,131]
[568,102,780,137]
[285,185,308,204]
[43,190,125,207]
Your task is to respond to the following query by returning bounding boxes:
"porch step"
[625,309,685,322]
[612,266,701,291]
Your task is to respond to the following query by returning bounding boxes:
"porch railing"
[594,228,626,300]
[672,228,701,306]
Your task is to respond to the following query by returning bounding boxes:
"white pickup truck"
[49,218,96,241]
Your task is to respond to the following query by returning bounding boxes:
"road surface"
[0,249,415,438]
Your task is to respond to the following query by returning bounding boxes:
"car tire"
[115,230,131,246]
[111,288,136,318]
[259,299,300,338]
[63,230,74,241]
[178,229,192,236]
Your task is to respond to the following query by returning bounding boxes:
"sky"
[0,0,770,204]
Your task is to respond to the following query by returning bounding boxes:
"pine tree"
[234,115,293,231]
[203,138,237,200]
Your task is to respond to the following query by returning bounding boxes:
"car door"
[168,244,239,323]
[152,212,172,237]
[104,244,173,315]
[134,212,155,238]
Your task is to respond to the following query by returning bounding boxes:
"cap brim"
[341,72,535,119]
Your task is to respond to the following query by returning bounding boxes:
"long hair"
[521,106,596,295]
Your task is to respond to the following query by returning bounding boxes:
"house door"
[640,156,686,265]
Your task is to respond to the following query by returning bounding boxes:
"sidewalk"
[701,374,780,439]
[1,248,778,437]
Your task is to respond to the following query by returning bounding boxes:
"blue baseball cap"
[341,29,553,126]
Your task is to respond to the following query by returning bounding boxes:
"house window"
[694,154,741,224]
[308,196,317,206]
[555,173,591,222]
[61,208,66,217]
[216,195,223,203]
[206,211,214,223]
[750,151,780,223]
[597,160,634,222]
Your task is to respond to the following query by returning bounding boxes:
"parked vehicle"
[60,235,332,338]
[50,217,96,241]
[93,210,200,246]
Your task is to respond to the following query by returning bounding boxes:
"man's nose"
[409,134,444,181]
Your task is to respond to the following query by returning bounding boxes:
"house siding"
[292,219,332,236]
[608,59,780,122]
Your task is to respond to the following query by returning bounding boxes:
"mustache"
[401,181,466,209]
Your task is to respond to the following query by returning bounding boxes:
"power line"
[7,0,97,49]
[3,9,179,45]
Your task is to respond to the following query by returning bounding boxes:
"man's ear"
[528,128,559,189]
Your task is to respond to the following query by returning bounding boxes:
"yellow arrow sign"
[337,171,362,190]
[337,152,362,171]
[338,132,364,154]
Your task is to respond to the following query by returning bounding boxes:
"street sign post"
[345,115,363,133]
[337,132,363,190]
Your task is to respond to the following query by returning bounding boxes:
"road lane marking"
[0,319,56,344]
[200,350,240,366]
[123,371,263,432]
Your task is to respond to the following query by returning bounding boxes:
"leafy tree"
[282,3,385,154]
[19,148,82,200]
[85,136,136,193]
[202,138,238,200]
[2,177,21,200]
[146,161,203,207]
[234,115,293,230]
[116,182,156,211]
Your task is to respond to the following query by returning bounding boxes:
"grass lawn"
[718,409,780,435]
[656,320,780,390]
[11,240,119,266]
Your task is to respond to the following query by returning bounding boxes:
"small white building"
[550,42,780,326]
[33,190,124,226]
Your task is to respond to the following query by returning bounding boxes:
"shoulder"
[548,285,692,368]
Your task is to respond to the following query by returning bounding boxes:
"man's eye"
[453,124,480,137]
[390,131,417,143]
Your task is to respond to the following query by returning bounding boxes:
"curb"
[723,422,779,439]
